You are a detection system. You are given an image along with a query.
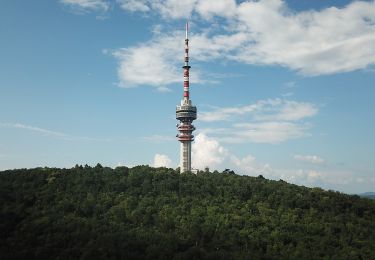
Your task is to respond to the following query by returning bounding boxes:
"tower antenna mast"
[176,21,197,173]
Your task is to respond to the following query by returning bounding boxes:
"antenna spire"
[183,21,190,100]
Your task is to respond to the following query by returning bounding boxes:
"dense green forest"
[1,165,374,259]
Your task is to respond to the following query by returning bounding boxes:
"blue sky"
[1,0,374,194]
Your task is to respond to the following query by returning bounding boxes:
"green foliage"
[1,166,374,259]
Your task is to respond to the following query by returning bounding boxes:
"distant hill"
[1,165,374,259]
[359,192,375,200]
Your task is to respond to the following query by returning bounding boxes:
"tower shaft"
[176,22,197,173]
[180,142,191,172]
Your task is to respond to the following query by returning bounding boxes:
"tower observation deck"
[176,22,197,173]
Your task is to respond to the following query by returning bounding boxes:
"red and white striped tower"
[176,22,197,173]
[183,22,190,100]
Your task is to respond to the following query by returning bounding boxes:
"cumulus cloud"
[256,166,375,193]
[60,0,109,12]
[153,153,172,168]
[192,133,228,170]
[111,30,231,89]
[307,170,322,181]
[231,154,272,176]
[257,100,318,121]
[199,98,318,122]
[199,98,317,144]
[123,0,194,18]
[112,38,180,89]
[115,0,238,19]
[152,0,197,19]
[227,122,308,144]
[294,154,325,164]
[191,133,301,180]
[199,100,264,122]
[234,0,375,75]
[116,0,150,12]
[275,168,364,191]
[188,133,372,193]
[112,32,208,90]
[110,0,375,87]
[191,132,272,175]
[173,130,373,193]
[117,0,196,18]
[276,169,322,185]
[196,0,237,19]
[63,0,375,78]
[190,134,276,180]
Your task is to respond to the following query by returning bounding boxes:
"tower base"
[180,142,191,173]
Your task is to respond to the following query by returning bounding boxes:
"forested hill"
[1,165,374,259]
[359,192,375,200]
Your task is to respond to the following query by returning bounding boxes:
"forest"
[1,164,374,259]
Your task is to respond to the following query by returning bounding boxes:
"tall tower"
[176,22,197,173]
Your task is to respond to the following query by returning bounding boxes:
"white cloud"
[199,98,318,122]
[112,33,181,88]
[192,133,228,170]
[294,154,325,164]
[111,31,210,89]
[226,121,308,144]
[196,0,237,19]
[278,169,323,185]
[0,122,110,142]
[199,98,317,144]
[0,122,68,138]
[153,153,172,168]
[257,100,318,121]
[63,1,375,77]
[188,133,372,193]
[191,133,271,174]
[190,133,274,178]
[199,101,262,122]
[152,0,197,19]
[112,0,375,86]
[257,166,375,194]
[190,32,249,62]
[60,0,109,12]
[276,168,358,190]
[145,0,238,19]
[117,0,197,18]
[116,0,150,12]
[307,170,322,181]
[234,0,375,75]
[231,154,272,176]
[276,169,320,185]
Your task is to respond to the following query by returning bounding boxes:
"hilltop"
[1,165,374,259]
[359,192,375,200]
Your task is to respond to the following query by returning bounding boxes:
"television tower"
[176,22,197,173]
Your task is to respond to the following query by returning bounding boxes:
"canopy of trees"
[1,165,374,259]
